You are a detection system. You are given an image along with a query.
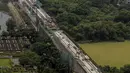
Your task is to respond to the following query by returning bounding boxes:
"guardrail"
[63,31,102,73]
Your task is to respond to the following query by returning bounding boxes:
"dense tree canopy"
[39,0,130,42]
[31,39,70,73]
[100,65,130,73]
[19,50,40,67]
[19,37,71,73]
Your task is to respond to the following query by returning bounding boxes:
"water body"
[0,12,11,34]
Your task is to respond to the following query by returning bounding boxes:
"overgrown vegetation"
[19,37,71,73]
[100,65,130,73]
[39,0,130,42]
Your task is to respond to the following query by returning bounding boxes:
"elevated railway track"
[15,0,102,73]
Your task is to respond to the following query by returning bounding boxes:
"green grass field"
[80,41,130,68]
[0,59,11,67]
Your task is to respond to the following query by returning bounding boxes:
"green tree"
[56,12,81,26]
[121,64,130,73]
[6,19,16,32]
[31,39,70,73]
[114,9,130,23]
[19,50,40,67]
